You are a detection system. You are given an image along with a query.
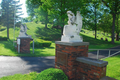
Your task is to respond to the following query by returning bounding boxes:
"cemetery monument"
[17,24,33,53]
[61,11,83,42]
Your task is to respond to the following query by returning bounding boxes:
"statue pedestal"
[17,37,33,53]
[55,41,108,80]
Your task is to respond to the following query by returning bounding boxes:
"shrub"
[35,68,68,80]
[0,36,8,41]
[30,39,52,48]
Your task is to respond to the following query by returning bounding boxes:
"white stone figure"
[19,24,30,37]
[61,11,83,42]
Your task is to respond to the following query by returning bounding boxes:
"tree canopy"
[26,0,120,43]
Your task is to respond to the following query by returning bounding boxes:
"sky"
[0,0,28,18]
[20,0,28,18]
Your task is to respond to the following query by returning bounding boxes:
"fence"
[89,49,120,59]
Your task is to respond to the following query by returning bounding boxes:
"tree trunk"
[116,33,119,41]
[111,14,116,44]
[7,23,9,39]
[94,4,97,39]
[116,15,119,41]
[45,13,48,28]
[7,5,9,39]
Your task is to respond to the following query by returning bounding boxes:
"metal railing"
[89,49,120,59]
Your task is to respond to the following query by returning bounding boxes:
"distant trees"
[101,0,120,43]
[82,0,103,39]
[0,0,23,39]
[26,0,120,43]
[26,0,85,33]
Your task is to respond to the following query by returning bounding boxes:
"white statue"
[61,11,83,42]
[18,24,30,37]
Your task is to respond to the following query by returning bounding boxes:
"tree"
[34,7,49,28]
[101,0,120,43]
[26,0,86,33]
[26,0,41,21]
[26,0,50,28]
[81,0,103,39]
[98,13,112,34]
[115,14,120,41]
[41,0,85,34]
[1,0,23,39]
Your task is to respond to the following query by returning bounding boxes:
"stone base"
[61,35,83,42]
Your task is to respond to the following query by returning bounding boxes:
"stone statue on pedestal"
[18,24,31,38]
[61,11,83,42]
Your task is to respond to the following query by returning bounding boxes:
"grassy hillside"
[0,22,60,57]
[0,22,120,57]
[80,29,120,49]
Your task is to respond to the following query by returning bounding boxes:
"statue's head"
[67,11,74,17]
[20,24,26,32]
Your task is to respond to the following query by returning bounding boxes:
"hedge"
[30,39,52,48]
[0,36,8,41]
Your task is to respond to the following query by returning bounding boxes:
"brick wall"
[55,41,108,80]
[76,57,108,80]
[55,41,89,80]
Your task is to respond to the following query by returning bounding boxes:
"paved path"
[0,56,55,78]
[0,46,120,78]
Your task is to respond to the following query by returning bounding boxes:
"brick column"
[55,41,89,80]
[17,37,32,53]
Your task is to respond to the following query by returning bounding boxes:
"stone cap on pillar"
[17,37,33,40]
[76,57,108,67]
[55,41,89,46]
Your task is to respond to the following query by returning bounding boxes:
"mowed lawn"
[104,55,120,80]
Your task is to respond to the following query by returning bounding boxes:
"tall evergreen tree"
[1,0,23,39]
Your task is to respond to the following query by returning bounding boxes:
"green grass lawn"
[104,55,120,80]
[0,72,38,80]
[0,40,55,57]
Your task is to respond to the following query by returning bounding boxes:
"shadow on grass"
[35,27,61,41]
[0,28,6,31]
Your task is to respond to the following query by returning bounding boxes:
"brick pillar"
[55,41,89,80]
[17,37,32,53]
